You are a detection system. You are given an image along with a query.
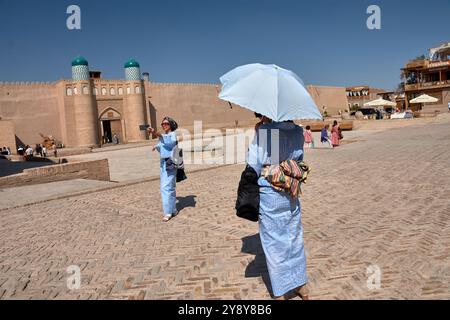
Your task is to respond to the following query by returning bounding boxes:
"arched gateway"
[99,107,124,145]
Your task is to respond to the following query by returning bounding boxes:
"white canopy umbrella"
[409,94,438,103]
[363,98,396,107]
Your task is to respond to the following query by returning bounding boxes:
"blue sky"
[0,0,449,90]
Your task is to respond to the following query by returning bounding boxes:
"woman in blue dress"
[247,119,310,300]
[148,117,179,222]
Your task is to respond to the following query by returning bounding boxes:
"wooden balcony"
[405,60,428,69]
[404,80,450,91]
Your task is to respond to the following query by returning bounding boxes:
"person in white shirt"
[24,145,33,160]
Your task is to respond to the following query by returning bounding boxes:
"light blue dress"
[247,121,307,297]
[155,131,177,217]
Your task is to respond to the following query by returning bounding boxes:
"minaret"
[71,56,99,147]
[123,59,147,142]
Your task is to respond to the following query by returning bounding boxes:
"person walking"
[35,144,42,157]
[321,124,333,148]
[42,145,47,157]
[331,120,340,147]
[25,145,33,160]
[303,125,314,148]
[148,117,179,222]
[247,119,310,300]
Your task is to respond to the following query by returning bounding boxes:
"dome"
[71,56,89,67]
[124,59,140,68]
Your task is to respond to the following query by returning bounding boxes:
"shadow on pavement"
[241,233,273,297]
[0,157,55,177]
[176,195,197,212]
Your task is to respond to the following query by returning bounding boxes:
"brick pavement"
[0,121,449,299]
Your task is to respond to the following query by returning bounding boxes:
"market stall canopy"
[363,98,396,107]
[410,94,439,103]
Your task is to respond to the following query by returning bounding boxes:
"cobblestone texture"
[0,121,449,299]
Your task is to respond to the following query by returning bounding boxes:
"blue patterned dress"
[247,121,307,297]
[155,131,177,217]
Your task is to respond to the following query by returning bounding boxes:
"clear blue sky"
[0,0,449,90]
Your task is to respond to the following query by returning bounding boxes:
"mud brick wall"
[0,120,16,154]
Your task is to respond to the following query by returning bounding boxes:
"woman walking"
[331,120,340,147]
[247,120,310,300]
[148,117,179,222]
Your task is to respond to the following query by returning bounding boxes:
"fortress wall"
[307,85,349,116]
[62,96,77,147]
[147,83,255,130]
[97,99,124,116]
[0,83,62,146]
[0,120,16,153]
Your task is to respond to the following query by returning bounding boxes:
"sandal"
[296,284,310,300]
[162,216,171,222]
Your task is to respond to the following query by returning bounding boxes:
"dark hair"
[306,125,311,130]
[333,120,338,126]
[254,112,263,119]
[162,116,178,131]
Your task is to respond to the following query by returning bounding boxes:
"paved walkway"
[0,121,449,299]
[0,179,117,210]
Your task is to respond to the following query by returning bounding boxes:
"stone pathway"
[0,179,117,210]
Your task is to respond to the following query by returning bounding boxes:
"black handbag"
[176,168,187,183]
[235,165,259,222]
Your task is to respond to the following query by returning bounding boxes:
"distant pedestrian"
[25,145,33,160]
[321,124,333,148]
[113,133,119,144]
[42,145,47,157]
[331,120,340,147]
[303,125,314,148]
[17,146,24,155]
[7,147,11,155]
[35,144,42,157]
[25,145,33,155]
[1,147,7,155]
[52,144,57,158]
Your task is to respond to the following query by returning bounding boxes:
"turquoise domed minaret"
[124,59,141,80]
[70,56,99,148]
[71,56,90,80]
[123,58,146,142]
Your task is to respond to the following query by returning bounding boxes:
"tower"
[71,56,99,147]
[123,59,147,142]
